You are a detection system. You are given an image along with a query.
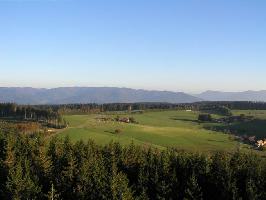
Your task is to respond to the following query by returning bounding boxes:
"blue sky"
[0,0,265,92]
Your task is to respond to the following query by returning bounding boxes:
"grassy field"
[232,110,266,119]
[57,110,262,153]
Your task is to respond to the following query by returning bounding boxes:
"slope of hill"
[0,87,201,104]
[196,90,266,102]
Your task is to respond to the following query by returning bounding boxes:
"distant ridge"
[0,87,201,104]
[196,90,266,102]
[1,87,265,104]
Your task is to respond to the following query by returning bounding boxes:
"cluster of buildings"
[117,117,130,123]
[256,139,266,148]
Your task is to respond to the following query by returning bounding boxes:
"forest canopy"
[0,130,265,200]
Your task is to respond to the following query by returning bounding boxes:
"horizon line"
[0,86,265,94]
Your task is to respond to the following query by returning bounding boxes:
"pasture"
[58,110,257,152]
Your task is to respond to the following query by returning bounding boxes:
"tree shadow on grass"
[206,139,226,143]
[104,130,115,134]
[170,118,199,123]
[203,119,266,140]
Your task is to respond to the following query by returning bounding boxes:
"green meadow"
[58,110,263,153]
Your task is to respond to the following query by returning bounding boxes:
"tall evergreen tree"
[184,174,203,200]
[111,172,134,200]
[6,159,41,200]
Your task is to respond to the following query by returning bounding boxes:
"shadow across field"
[170,118,199,123]
[203,119,266,139]
[104,130,116,134]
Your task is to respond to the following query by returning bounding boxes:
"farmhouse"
[256,139,266,148]
[46,129,56,134]
[118,117,130,123]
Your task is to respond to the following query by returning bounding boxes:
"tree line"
[0,129,265,200]
[39,102,266,114]
[194,101,266,110]
[54,103,180,114]
[0,103,66,129]
[2,102,265,116]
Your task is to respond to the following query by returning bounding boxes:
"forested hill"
[0,87,201,104]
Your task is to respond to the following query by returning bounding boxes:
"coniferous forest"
[0,129,266,200]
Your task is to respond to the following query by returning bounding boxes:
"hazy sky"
[0,0,265,92]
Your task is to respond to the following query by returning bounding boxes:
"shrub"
[129,117,137,123]
[258,146,266,151]
[198,114,212,122]
[114,129,122,134]
[115,116,120,121]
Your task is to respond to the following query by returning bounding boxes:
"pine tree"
[111,171,134,200]
[246,178,259,200]
[6,159,41,200]
[35,144,53,194]
[0,132,7,199]
[4,136,16,169]
[207,152,234,200]
[60,151,78,199]
[184,174,203,200]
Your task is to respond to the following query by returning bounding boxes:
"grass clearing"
[58,110,258,153]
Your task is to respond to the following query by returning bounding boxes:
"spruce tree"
[6,159,41,200]
[184,174,203,200]
[111,171,134,200]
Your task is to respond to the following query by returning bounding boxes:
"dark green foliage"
[129,117,138,124]
[0,103,66,129]
[184,174,203,200]
[6,159,42,200]
[111,171,134,200]
[1,102,264,118]
[47,101,266,114]
[198,114,212,122]
[200,105,232,116]
[0,129,266,200]
[115,129,122,134]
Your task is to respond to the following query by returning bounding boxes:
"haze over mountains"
[195,90,266,102]
[0,87,265,104]
[0,87,200,104]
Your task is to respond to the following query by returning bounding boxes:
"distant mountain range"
[195,90,266,102]
[0,87,265,104]
[0,87,200,104]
